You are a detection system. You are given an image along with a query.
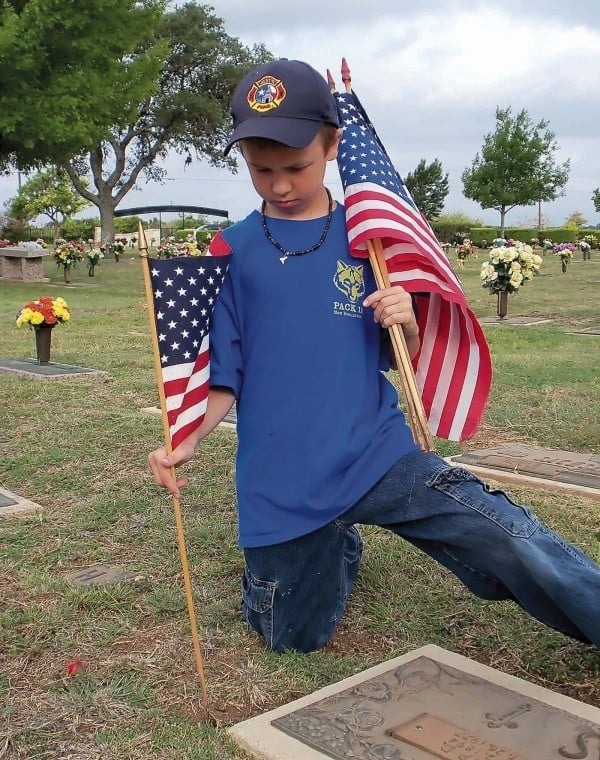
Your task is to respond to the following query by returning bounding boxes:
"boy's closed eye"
[253,164,310,174]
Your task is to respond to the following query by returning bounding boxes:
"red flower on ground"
[66,659,89,676]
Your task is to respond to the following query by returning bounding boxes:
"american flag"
[147,246,231,450]
[333,90,492,441]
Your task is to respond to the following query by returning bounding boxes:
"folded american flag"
[333,90,492,441]
[147,245,231,450]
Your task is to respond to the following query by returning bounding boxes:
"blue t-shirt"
[210,202,418,547]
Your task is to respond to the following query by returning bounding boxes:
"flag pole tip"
[326,68,336,92]
[341,58,352,92]
[137,219,149,256]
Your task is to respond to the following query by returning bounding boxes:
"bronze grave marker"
[448,444,600,500]
[229,646,600,760]
[270,654,600,760]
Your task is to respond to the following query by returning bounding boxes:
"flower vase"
[88,264,95,277]
[34,324,55,364]
[561,259,567,274]
[497,291,508,319]
[64,265,71,283]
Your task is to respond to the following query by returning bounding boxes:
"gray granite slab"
[0,358,107,380]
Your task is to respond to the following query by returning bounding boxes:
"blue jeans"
[242,451,600,653]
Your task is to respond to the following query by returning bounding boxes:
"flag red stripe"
[334,90,491,441]
[345,186,448,254]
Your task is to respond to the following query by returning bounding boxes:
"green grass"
[0,250,599,758]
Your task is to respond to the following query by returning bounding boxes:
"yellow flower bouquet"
[16,296,71,328]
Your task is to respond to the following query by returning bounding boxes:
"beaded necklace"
[261,188,333,264]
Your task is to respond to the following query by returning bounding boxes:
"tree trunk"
[499,208,507,238]
[98,199,117,245]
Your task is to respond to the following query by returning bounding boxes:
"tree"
[593,188,600,213]
[0,0,167,169]
[462,107,570,236]
[404,158,449,220]
[9,168,89,239]
[430,212,484,245]
[563,211,587,229]
[61,217,100,242]
[63,3,270,243]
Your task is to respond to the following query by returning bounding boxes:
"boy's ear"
[326,128,343,161]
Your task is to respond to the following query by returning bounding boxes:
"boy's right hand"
[148,440,197,499]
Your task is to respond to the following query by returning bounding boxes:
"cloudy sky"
[2,0,599,228]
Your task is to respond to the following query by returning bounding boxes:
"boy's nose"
[271,177,293,197]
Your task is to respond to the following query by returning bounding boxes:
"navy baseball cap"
[223,59,340,156]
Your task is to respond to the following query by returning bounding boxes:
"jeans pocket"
[427,465,540,538]
[241,568,276,647]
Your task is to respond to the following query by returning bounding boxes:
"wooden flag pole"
[332,61,434,453]
[138,221,210,713]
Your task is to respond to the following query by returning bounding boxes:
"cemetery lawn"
[0,250,598,758]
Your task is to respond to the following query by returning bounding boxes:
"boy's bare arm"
[363,286,420,361]
[148,386,236,499]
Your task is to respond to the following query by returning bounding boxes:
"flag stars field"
[147,253,231,449]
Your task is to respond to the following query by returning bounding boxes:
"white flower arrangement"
[480,241,542,294]
[17,240,46,250]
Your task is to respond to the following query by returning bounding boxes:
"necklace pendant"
[280,256,288,264]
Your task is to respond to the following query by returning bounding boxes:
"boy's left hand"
[363,286,417,331]
[363,285,420,358]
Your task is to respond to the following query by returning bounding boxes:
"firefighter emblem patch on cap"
[247,75,287,113]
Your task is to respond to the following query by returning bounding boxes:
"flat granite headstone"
[142,403,237,429]
[0,358,106,380]
[229,645,600,760]
[0,485,43,517]
[447,444,600,501]
[479,316,552,326]
[0,493,17,508]
[569,328,600,336]
[65,564,140,586]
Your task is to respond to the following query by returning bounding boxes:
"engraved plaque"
[452,444,600,490]
[271,656,600,760]
[391,713,525,759]
[65,564,139,586]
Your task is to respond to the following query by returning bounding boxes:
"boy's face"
[241,130,341,220]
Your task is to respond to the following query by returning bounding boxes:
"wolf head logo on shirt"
[333,260,365,304]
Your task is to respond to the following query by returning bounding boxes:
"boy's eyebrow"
[247,157,312,170]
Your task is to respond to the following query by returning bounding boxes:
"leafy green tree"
[462,107,570,236]
[593,188,600,213]
[430,212,484,245]
[0,211,29,243]
[61,217,100,241]
[63,3,270,243]
[9,168,89,239]
[404,158,449,220]
[114,216,143,234]
[0,0,167,169]
[563,211,587,229]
